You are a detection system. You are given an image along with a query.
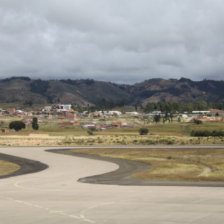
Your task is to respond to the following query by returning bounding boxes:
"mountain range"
[0,77,224,105]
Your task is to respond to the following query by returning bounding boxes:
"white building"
[192,111,210,115]
[42,106,52,112]
[126,112,139,116]
[56,104,72,112]
[152,111,162,115]
[82,123,96,129]
[108,111,122,116]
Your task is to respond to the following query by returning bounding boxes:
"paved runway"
[0,146,224,224]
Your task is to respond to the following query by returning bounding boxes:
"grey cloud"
[0,0,224,83]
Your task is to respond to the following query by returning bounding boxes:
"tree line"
[143,101,224,113]
[9,118,39,131]
[72,100,224,113]
[72,98,127,112]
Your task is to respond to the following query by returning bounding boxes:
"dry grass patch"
[0,160,20,176]
[70,148,224,182]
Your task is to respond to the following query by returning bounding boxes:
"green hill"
[0,76,224,105]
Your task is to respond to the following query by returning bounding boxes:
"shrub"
[193,119,203,125]
[9,121,26,131]
[139,128,149,135]
[32,117,39,130]
[87,129,93,135]
[191,130,224,137]
[153,115,161,123]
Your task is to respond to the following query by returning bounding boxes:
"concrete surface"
[0,146,224,224]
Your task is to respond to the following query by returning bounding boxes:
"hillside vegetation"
[0,77,224,105]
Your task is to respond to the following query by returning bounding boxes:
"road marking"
[79,202,115,224]
[0,195,95,223]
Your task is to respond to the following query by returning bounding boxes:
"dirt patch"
[0,153,48,179]
[29,134,49,137]
[198,166,212,177]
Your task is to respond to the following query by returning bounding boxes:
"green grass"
[23,121,224,137]
[1,115,224,146]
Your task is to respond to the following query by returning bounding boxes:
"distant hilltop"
[0,76,224,105]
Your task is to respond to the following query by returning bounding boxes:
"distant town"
[1,103,224,134]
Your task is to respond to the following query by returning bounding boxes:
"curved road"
[48,149,224,187]
[0,146,224,224]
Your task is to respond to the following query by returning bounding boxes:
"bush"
[193,119,203,125]
[9,121,26,131]
[139,128,149,135]
[87,129,93,135]
[191,130,224,137]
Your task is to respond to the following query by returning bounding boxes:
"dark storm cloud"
[0,0,224,83]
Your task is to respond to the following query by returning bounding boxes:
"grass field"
[70,148,224,182]
[1,116,224,146]
[1,116,224,137]
[0,160,20,176]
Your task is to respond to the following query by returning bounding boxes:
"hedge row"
[191,130,224,137]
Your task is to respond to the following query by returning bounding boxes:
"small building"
[16,109,24,114]
[107,111,122,116]
[151,111,162,115]
[7,108,16,115]
[56,104,72,112]
[210,109,224,116]
[82,123,96,129]
[195,116,222,122]
[63,111,78,120]
[59,121,76,127]
[192,111,210,115]
[42,106,52,112]
[125,112,139,116]
[111,122,122,127]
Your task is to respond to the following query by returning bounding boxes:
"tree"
[72,104,84,113]
[153,115,161,123]
[163,112,170,123]
[139,128,149,135]
[87,129,93,135]
[215,112,219,117]
[9,121,26,131]
[32,117,39,130]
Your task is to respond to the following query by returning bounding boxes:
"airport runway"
[0,146,224,224]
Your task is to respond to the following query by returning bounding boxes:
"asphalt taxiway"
[0,146,224,224]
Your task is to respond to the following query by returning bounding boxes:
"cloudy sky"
[0,0,224,83]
